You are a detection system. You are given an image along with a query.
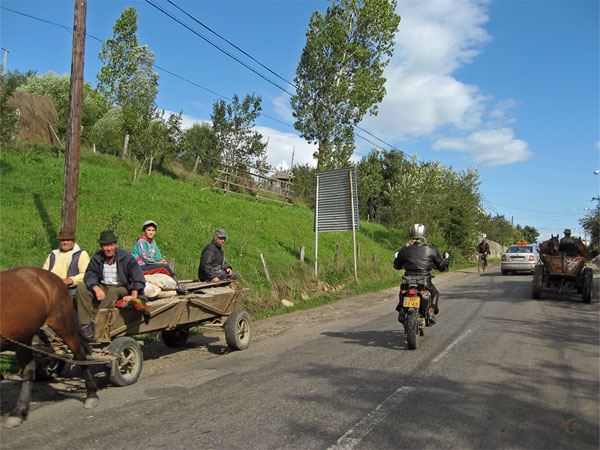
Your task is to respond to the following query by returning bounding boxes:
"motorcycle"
[397,252,449,350]
[399,275,435,350]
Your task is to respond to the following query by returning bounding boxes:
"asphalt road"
[1,267,599,449]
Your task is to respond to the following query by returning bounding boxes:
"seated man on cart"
[75,230,148,341]
[559,229,583,257]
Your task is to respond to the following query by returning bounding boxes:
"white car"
[501,244,540,275]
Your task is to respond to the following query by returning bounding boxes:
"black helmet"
[409,223,427,240]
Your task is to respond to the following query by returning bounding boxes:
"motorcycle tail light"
[408,289,417,296]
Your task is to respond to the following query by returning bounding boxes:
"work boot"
[80,323,94,342]
[397,311,405,324]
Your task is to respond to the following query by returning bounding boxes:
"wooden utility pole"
[61,0,87,231]
[1,48,8,75]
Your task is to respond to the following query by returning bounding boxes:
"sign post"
[314,167,359,280]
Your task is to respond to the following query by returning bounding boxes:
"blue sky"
[1,0,598,242]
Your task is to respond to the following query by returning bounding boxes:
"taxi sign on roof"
[516,241,528,246]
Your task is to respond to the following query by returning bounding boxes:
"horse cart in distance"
[531,254,593,303]
[36,279,252,387]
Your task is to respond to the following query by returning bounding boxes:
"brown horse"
[539,235,559,256]
[0,267,99,427]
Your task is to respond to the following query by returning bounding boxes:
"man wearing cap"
[75,230,147,340]
[559,229,579,257]
[198,229,238,282]
[42,227,90,297]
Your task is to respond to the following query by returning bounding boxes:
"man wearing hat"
[559,229,579,257]
[198,229,238,282]
[75,230,147,340]
[42,227,90,297]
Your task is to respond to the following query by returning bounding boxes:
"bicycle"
[477,252,487,274]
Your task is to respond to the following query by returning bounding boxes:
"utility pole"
[62,0,87,232]
[1,48,8,75]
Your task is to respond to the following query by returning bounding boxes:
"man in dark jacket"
[198,229,238,282]
[75,230,147,340]
[394,224,448,323]
[477,238,490,269]
[559,229,580,257]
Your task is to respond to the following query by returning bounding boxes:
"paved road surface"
[1,267,598,449]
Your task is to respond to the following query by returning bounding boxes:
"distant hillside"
[0,143,404,315]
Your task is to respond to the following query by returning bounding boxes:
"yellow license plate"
[403,296,420,308]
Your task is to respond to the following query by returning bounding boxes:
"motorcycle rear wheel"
[404,310,418,350]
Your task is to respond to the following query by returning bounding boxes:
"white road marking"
[328,386,415,450]
[431,328,474,363]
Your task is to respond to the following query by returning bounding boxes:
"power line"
[145,0,395,151]
[144,0,295,97]
[165,0,296,90]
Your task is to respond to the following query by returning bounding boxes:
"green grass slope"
[0,144,405,315]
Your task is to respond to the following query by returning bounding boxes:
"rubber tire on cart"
[532,265,543,299]
[581,268,593,304]
[404,309,418,350]
[225,310,253,350]
[32,331,65,381]
[108,337,143,386]
[162,327,190,347]
[501,269,508,276]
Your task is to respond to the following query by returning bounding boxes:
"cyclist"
[477,238,490,269]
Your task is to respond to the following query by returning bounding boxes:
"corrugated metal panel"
[314,167,359,232]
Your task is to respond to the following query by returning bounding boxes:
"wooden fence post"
[260,253,272,285]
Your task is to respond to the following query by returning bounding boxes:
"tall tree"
[211,93,266,165]
[180,123,220,175]
[96,6,158,157]
[291,0,400,170]
[580,201,600,250]
[130,110,181,177]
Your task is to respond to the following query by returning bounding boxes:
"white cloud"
[257,126,317,170]
[359,0,532,167]
[433,128,533,166]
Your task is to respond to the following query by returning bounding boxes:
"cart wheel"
[162,327,189,347]
[225,310,253,350]
[581,268,593,304]
[108,337,143,386]
[532,265,543,299]
[501,269,508,276]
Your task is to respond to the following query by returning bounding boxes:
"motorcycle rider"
[394,224,448,324]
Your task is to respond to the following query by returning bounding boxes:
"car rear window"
[507,246,533,253]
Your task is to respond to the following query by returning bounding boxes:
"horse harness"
[0,332,111,367]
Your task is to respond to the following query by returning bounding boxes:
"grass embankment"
[0,143,406,318]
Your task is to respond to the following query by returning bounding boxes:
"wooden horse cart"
[531,254,593,303]
[30,279,252,387]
